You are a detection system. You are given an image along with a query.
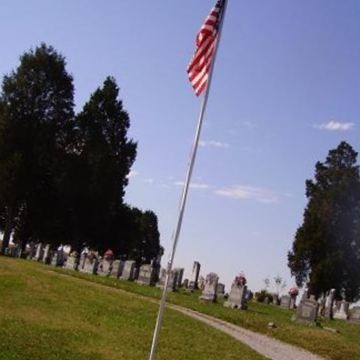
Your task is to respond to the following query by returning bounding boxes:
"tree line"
[0,44,162,265]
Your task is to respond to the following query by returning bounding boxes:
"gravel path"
[168,304,324,360]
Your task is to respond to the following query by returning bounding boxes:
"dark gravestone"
[189,261,201,289]
[217,283,225,298]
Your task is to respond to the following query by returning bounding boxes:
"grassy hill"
[2,258,360,360]
[0,257,265,360]
[51,261,360,360]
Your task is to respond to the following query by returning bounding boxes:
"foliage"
[0,45,161,264]
[254,290,273,303]
[288,142,360,301]
[0,44,74,252]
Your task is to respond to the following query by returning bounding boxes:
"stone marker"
[217,283,225,298]
[98,258,113,277]
[199,272,219,302]
[79,254,99,275]
[174,268,184,288]
[198,275,206,290]
[33,243,43,261]
[157,268,178,291]
[136,264,157,286]
[120,260,136,281]
[334,300,349,320]
[324,289,336,319]
[64,254,77,270]
[42,244,51,264]
[224,278,247,310]
[272,294,279,305]
[189,261,201,289]
[182,278,189,288]
[348,306,360,323]
[280,295,291,309]
[296,296,319,324]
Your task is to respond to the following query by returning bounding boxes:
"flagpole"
[148,1,228,359]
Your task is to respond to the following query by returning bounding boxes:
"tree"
[63,76,137,252]
[288,141,360,301]
[0,44,74,253]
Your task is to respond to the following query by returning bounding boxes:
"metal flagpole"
[148,1,228,359]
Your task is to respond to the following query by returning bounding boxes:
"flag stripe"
[188,0,224,96]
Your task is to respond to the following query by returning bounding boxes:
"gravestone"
[264,296,270,305]
[199,272,219,302]
[174,268,184,288]
[324,289,336,319]
[280,295,291,309]
[157,268,178,291]
[318,296,326,317]
[289,295,297,309]
[98,258,112,276]
[224,282,247,310]
[64,255,77,270]
[182,278,189,289]
[33,243,43,261]
[198,276,206,290]
[189,261,201,289]
[334,300,349,320]
[42,244,51,264]
[136,264,157,286]
[51,253,59,266]
[296,297,319,324]
[120,260,136,281]
[79,254,98,275]
[272,294,279,305]
[348,306,360,323]
[217,283,225,298]
[114,259,126,278]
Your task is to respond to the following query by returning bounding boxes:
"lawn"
[50,262,360,360]
[0,257,266,360]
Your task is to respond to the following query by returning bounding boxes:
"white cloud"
[199,140,229,148]
[314,121,355,131]
[127,170,139,178]
[215,185,278,204]
[174,181,212,190]
[241,121,256,129]
[143,178,154,184]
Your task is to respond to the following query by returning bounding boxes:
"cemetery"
[1,249,360,359]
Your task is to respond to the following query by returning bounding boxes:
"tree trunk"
[1,206,14,254]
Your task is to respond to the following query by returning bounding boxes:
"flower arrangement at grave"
[288,286,299,297]
[104,249,114,261]
[233,272,247,287]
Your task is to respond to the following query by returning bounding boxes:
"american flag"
[187,0,225,96]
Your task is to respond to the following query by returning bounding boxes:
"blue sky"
[1,0,359,292]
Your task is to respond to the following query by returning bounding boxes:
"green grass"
[0,257,266,360]
[50,262,360,360]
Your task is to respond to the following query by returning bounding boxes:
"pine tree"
[288,141,360,301]
[0,44,74,253]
